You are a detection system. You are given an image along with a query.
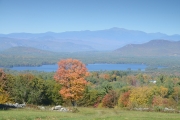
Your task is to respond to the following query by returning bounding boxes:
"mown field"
[0,107,180,120]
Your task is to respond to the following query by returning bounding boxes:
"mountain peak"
[108,27,127,31]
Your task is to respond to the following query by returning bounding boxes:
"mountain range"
[115,39,180,56]
[0,27,180,52]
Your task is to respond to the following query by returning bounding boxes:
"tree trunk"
[71,100,77,107]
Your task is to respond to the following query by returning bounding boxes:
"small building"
[149,80,156,84]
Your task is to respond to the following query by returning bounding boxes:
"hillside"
[0,37,94,52]
[0,47,60,67]
[115,40,180,56]
[1,46,57,56]
[0,28,180,52]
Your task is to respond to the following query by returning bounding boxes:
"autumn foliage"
[0,69,9,103]
[54,59,89,105]
[102,90,118,108]
[1,64,180,111]
[129,86,154,107]
[152,96,169,107]
[119,91,131,107]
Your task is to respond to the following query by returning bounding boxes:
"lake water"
[8,64,147,72]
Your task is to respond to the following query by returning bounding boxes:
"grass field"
[0,107,180,120]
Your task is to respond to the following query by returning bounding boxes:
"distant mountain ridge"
[115,39,180,56]
[1,46,56,56]
[0,28,180,52]
[0,37,95,52]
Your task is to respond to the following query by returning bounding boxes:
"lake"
[8,64,147,72]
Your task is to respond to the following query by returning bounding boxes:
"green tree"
[10,74,32,103]
[44,80,63,105]
[27,78,46,104]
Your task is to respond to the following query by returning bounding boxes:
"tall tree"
[54,59,89,106]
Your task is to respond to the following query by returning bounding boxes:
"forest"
[1,58,180,112]
[1,50,180,68]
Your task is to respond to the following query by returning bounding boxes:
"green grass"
[0,107,180,120]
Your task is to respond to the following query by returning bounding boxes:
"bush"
[102,90,118,108]
[152,96,170,107]
[71,108,79,113]
[153,106,165,112]
[118,91,131,107]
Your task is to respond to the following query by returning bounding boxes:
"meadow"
[0,107,180,120]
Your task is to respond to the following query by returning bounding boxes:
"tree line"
[1,51,180,69]
[1,59,180,112]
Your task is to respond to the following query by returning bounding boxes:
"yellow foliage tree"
[0,89,9,104]
[172,86,180,104]
[0,69,9,103]
[129,86,154,107]
[159,86,168,98]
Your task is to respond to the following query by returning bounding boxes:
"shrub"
[152,96,169,107]
[102,90,118,108]
[118,91,131,107]
[153,105,165,112]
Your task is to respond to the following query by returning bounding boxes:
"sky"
[0,0,180,35]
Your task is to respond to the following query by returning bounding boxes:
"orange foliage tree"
[54,59,89,106]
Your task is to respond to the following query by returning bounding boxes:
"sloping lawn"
[0,107,180,120]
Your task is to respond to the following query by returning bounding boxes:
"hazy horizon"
[0,27,179,35]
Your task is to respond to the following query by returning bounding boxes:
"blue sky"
[0,0,180,35]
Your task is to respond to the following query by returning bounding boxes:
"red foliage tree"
[102,90,118,108]
[119,91,131,107]
[54,59,89,106]
[152,96,169,107]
